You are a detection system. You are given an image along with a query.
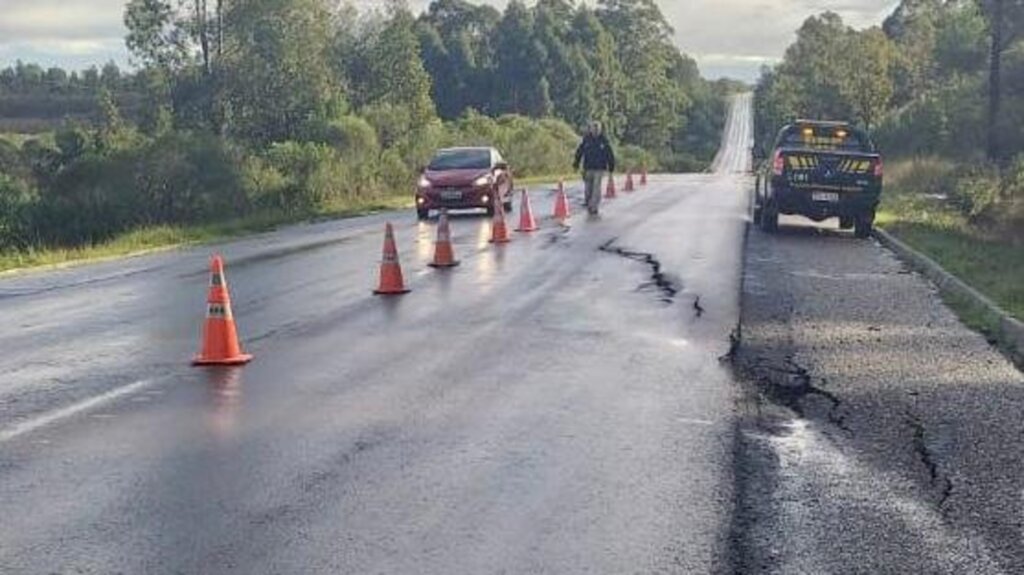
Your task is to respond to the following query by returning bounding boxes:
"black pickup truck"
[755,120,883,238]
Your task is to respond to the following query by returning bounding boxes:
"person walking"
[573,121,616,216]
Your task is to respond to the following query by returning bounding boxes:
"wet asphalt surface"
[731,218,1024,573]
[0,100,754,572]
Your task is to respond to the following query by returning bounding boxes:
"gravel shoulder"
[730,217,1024,574]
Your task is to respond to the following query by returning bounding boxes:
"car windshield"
[779,126,872,152]
[428,149,492,171]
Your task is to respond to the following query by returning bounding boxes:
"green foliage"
[221,0,338,144]
[0,173,35,250]
[364,6,437,127]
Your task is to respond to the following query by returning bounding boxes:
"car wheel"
[417,208,430,220]
[760,199,779,233]
[485,205,495,217]
[839,216,854,230]
[854,214,873,239]
[503,199,513,212]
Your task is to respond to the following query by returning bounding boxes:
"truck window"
[778,126,873,152]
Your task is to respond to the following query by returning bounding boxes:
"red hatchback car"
[416,147,515,219]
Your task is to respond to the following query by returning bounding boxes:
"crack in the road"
[733,352,849,432]
[599,239,679,304]
[906,410,954,513]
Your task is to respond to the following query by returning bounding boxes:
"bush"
[264,141,346,213]
[306,115,381,197]
[954,165,1002,220]
[875,74,986,159]
[443,111,579,177]
[29,131,248,246]
[0,173,35,250]
[885,157,958,196]
[617,144,656,173]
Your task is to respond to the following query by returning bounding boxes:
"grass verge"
[0,195,413,274]
[877,190,1024,323]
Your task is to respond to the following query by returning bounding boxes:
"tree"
[840,28,896,130]
[597,0,687,149]
[366,4,437,128]
[979,0,1024,160]
[494,1,549,116]
[220,0,339,144]
[570,6,625,136]
[124,0,184,68]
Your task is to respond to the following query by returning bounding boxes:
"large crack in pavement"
[599,238,685,306]
[906,410,954,513]
[731,351,849,432]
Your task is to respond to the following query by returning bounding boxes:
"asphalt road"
[0,98,754,573]
[731,218,1024,573]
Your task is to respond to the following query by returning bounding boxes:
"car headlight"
[418,176,432,188]
[473,175,494,187]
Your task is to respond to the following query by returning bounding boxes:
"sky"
[0,0,900,81]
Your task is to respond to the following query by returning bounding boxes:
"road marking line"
[0,378,158,444]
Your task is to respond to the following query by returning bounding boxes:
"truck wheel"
[417,208,430,220]
[854,215,873,239]
[839,216,854,230]
[760,200,779,233]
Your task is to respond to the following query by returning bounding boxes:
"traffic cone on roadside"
[490,195,511,244]
[554,185,571,223]
[193,255,253,366]
[605,175,617,199]
[641,168,648,186]
[516,189,539,232]
[429,211,459,268]
[374,223,411,295]
[625,170,636,192]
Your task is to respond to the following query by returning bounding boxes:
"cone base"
[516,224,539,232]
[428,261,461,268]
[374,288,412,295]
[193,353,253,366]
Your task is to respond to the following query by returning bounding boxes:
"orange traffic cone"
[641,168,648,186]
[374,223,411,295]
[193,255,253,366]
[554,185,571,222]
[625,170,635,192]
[491,195,512,244]
[605,175,617,199]
[429,211,459,268]
[516,189,539,232]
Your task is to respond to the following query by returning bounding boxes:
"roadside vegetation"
[0,0,737,272]
[753,0,1023,321]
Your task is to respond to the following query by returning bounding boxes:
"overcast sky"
[0,0,899,81]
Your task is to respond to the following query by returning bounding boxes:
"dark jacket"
[574,133,616,172]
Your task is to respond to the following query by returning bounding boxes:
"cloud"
[0,0,900,78]
[0,0,127,66]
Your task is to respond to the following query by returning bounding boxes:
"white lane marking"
[0,378,158,444]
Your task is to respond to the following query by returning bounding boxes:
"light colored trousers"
[583,170,605,213]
